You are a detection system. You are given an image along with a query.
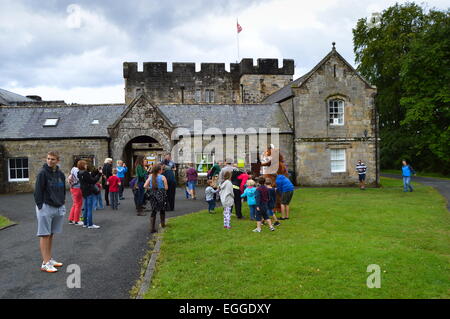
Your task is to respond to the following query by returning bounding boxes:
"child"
[92,167,104,211]
[276,173,294,220]
[241,179,257,220]
[205,179,220,213]
[254,176,275,232]
[107,168,121,210]
[266,179,281,226]
[116,160,128,199]
[219,171,234,229]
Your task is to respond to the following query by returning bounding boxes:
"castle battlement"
[123,58,294,79]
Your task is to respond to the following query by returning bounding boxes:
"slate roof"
[157,104,293,134]
[0,101,292,140]
[0,88,35,105]
[0,104,127,139]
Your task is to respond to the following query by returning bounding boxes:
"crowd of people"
[204,144,295,232]
[33,148,415,272]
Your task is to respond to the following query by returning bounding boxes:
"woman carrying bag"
[78,160,102,229]
[144,164,168,233]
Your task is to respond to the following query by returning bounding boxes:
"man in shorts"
[275,173,294,220]
[356,160,367,190]
[34,151,66,273]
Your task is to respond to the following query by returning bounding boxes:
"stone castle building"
[0,44,379,193]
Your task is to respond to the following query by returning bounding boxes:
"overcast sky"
[0,0,447,104]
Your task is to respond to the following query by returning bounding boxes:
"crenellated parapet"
[123,58,294,79]
[123,58,295,104]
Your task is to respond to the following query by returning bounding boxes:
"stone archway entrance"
[122,135,166,183]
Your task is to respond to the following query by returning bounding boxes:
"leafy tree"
[353,2,449,174]
[400,9,450,171]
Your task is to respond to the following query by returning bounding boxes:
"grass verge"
[0,215,15,230]
[144,178,449,299]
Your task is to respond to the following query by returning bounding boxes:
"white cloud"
[1,0,448,104]
[8,84,124,104]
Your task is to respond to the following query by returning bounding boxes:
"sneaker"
[41,262,58,273]
[88,225,101,229]
[68,221,75,225]
[76,221,84,226]
[49,258,63,267]
[252,228,261,233]
[82,224,88,228]
[274,221,281,226]
[269,227,275,231]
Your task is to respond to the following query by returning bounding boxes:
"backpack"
[129,177,137,190]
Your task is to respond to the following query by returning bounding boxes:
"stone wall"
[0,139,109,193]
[109,95,173,164]
[290,52,378,186]
[296,139,377,186]
[240,74,293,104]
[123,59,294,105]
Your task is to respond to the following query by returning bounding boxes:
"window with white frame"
[330,149,346,173]
[8,158,29,181]
[43,118,59,127]
[329,99,344,125]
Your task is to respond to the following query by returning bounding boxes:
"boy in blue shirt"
[116,160,128,200]
[401,160,415,192]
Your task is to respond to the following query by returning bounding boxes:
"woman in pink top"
[237,170,251,194]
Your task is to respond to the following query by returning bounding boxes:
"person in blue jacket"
[241,179,257,220]
[401,160,416,192]
[275,173,294,220]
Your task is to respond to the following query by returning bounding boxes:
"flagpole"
[236,18,240,62]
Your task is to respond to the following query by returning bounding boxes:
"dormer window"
[43,118,59,127]
[92,119,99,125]
[328,99,344,125]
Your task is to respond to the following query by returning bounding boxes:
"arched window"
[328,99,344,125]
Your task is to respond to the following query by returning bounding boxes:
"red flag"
[237,22,242,33]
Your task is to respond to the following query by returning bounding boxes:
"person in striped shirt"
[356,160,367,190]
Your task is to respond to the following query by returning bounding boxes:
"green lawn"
[382,169,450,180]
[0,215,14,229]
[145,178,449,299]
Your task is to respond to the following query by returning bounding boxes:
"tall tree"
[400,9,450,170]
[353,3,449,173]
